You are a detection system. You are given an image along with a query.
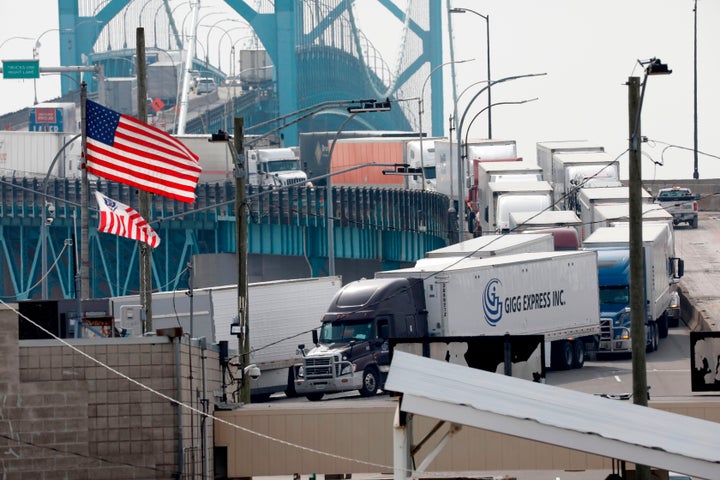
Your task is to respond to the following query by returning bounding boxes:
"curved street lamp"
[463,98,538,150]
[0,36,34,52]
[450,8,492,138]
[419,59,473,191]
[33,28,73,105]
[455,72,546,230]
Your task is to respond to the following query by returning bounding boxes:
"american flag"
[95,191,161,248]
[85,99,201,203]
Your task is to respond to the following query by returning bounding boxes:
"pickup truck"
[654,186,699,229]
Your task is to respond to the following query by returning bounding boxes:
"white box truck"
[550,151,621,211]
[591,203,674,234]
[112,276,342,400]
[576,186,652,240]
[582,224,683,353]
[293,251,600,400]
[404,138,442,191]
[479,180,553,234]
[536,140,605,187]
[434,138,517,204]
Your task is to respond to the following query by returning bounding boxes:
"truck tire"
[359,367,380,397]
[646,323,659,353]
[284,367,299,398]
[306,393,324,402]
[572,340,585,369]
[552,341,574,371]
[658,314,669,339]
[691,216,699,229]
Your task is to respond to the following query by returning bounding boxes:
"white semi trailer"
[293,251,600,400]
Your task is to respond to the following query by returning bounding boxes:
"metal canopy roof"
[385,351,720,479]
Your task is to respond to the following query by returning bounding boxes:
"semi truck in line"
[582,224,683,354]
[173,135,308,187]
[404,138,441,191]
[536,140,605,188]
[246,147,308,187]
[328,136,416,186]
[576,186,653,240]
[478,181,553,234]
[293,250,600,401]
[549,151,621,212]
[111,276,342,400]
[434,138,518,206]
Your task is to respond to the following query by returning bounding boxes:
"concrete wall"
[214,399,720,479]
[0,304,223,479]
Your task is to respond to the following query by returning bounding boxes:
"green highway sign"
[3,60,40,79]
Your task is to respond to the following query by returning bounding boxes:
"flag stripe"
[85,99,201,203]
[86,142,199,198]
[95,191,160,248]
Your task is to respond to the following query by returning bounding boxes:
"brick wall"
[0,304,223,479]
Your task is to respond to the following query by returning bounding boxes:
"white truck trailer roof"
[424,232,554,259]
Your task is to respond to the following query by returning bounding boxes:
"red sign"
[35,109,57,123]
[151,98,165,113]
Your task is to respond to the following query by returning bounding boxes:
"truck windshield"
[265,160,300,172]
[599,285,629,305]
[319,321,373,344]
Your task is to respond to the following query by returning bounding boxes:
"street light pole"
[41,134,81,299]
[419,59,472,192]
[455,72,546,238]
[449,8,492,138]
[693,0,699,179]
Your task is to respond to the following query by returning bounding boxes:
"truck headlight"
[297,366,304,378]
[340,363,354,376]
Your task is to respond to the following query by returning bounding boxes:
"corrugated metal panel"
[386,351,720,479]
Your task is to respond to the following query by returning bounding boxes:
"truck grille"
[304,357,335,379]
[285,177,306,186]
[599,318,612,341]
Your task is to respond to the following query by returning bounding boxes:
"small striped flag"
[85,99,201,203]
[95,191,160,248]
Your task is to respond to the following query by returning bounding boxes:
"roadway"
[673,211,720,332]
[263,212,720,403]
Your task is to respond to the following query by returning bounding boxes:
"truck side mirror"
[312,329,318,345]
[670,257,684,280]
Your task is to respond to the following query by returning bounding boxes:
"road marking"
[614,376,622,382]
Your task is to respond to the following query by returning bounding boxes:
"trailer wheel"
[658,314,669,339]
[284,367,299,398]
[359,367,379,397]
[646,323,659,353]
[572,340,585,369]
[552,341,574,371]
[306,393,324,402]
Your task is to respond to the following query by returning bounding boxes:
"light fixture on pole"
[419,59,473,192]
[627,56,671,480]
[454,72,546,238]
[41,133,81,299]
[326,99,393,276]
[449,7,492,138]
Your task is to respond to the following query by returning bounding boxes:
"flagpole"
[136,27,153,332]
[80,82,90,304]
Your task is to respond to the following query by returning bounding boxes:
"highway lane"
[674,211,720,332]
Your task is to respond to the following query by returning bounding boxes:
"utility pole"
[234,117,251,404]
[628,74,650,480]
[137,28,153,332]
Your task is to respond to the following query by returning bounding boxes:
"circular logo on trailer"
[483,278,503,326]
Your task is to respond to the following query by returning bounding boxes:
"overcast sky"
[1,0,718,180]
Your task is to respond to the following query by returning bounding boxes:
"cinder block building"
[0,304,224,479]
